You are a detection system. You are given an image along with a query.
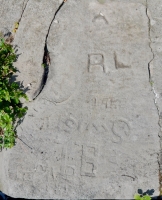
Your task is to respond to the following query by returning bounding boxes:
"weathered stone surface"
[13,0,62,100]
[0,0,161,199]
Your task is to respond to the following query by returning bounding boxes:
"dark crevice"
[33,0,66,100]
[45,0,65,43]
[148,63,152,82]
[33,44,49,100]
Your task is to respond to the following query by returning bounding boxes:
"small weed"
[134,194,151,200]
[150,80,154,87]
[12,22,19,33]
[0,32,4,39]
[134,189,155,200]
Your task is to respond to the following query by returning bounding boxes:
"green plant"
[0,38,28,149]
[0,32,3,38]
[134,193,151,200]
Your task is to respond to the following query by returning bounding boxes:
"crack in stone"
[17,136,33,150]
[2,0,30,43]
[9,0,30,38]
[146,1,159,119]
[146,0,155,82]
[19,0,30,24]
[121,174,136,181]
[33,0,66,100]
[45,0,66,45]
[146,0,162,195]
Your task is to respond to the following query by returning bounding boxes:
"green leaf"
[143,195,151,200]
[134,194,142,200]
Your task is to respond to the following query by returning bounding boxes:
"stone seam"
[146,0,162,195]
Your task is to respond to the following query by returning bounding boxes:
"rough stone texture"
[0,0,161,199]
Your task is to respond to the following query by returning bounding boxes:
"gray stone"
[0,0,161,199]
[13,0,62,101]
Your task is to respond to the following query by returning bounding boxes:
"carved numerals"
[64,142,99,178]
[80,144,98,177]
[87,95,120,109]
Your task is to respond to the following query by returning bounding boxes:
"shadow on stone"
[138,188,155,196]
[0,191,23,200]
[0,191,27,200]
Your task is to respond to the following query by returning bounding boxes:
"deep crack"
[33,44,49,100]
[45,0,65,44]
[33,0,66,100]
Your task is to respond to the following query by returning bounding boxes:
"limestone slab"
[0,0,161,199]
